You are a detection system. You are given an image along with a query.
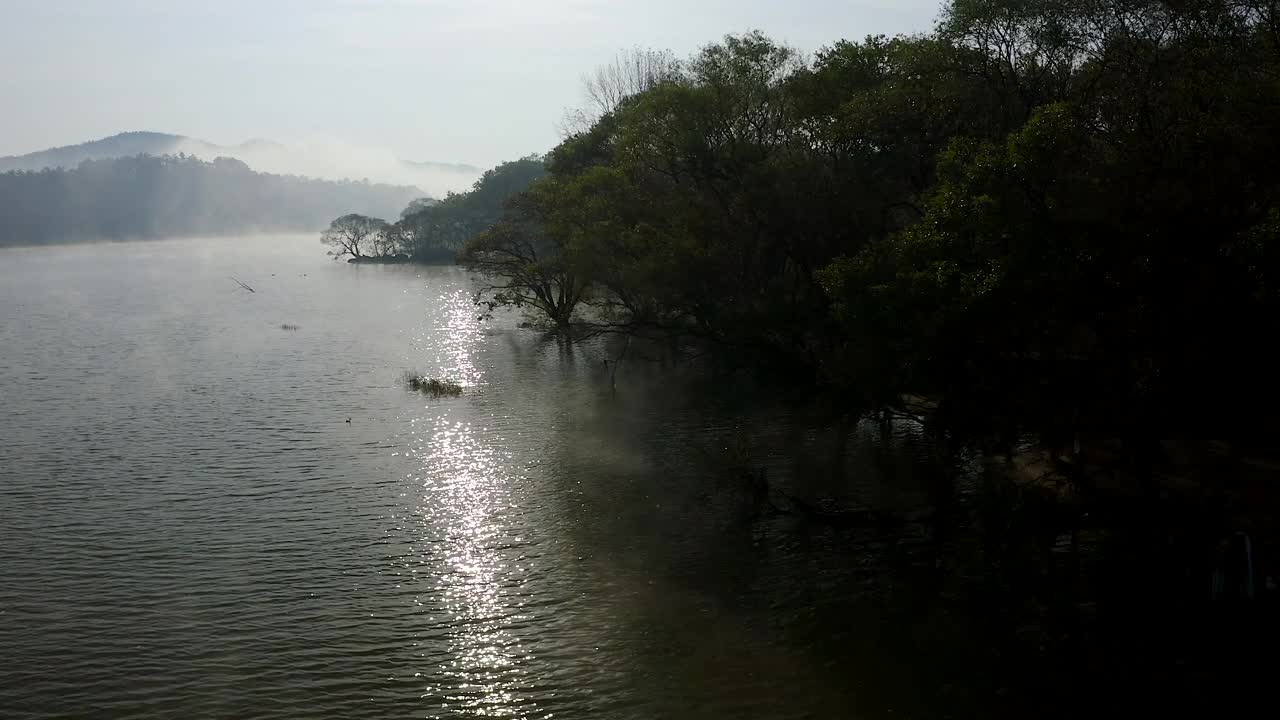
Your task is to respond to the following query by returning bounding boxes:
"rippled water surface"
[1,236,947,719]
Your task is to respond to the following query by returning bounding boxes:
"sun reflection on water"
[419,290,485,388]
[403,289,539,718]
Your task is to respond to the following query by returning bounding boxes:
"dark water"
[1,236,958,719]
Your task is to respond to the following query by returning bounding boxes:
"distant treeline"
[455,0,1280,454]
[320,156,545,263]
[0,154,423,247]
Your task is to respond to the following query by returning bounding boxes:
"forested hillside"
[0,154,424,246]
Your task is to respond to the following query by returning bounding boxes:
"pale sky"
[0,0,941,168]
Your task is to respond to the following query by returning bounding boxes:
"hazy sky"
[1,0,941,168]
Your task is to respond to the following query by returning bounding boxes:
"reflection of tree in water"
[500,337,1272,718]
[417,319,1280,717]
[508,347,919,716]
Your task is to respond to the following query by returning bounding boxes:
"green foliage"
[392,156,545,263]
[823,104,1103,435]
[461,2,1280,452]
[459,178,588,328]
[823,2,1280,443]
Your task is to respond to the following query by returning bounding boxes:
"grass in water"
[401,372,463,398]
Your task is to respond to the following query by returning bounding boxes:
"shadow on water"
[497,333,1280,719]
[4,245,1277,719]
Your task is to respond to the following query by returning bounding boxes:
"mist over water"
[171,137,484,199]
[0,236,945,719]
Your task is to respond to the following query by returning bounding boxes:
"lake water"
[1,236,962,719]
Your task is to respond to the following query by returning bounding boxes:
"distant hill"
[0,132,482,197]
[0,154,423,247]
[0,132,191,172]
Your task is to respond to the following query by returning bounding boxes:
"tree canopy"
[320,214,391,260]
[458,1,1280,453]
[396,155,546,262]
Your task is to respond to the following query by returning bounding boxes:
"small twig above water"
[229,277,256,293]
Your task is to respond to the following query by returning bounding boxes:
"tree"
[400,197,436,218]
[546,33,873,363]
[394,156,546,263]
[368,221,402,258]
[820,0,1280,446]
[561,47,682,134]
[459,182,588,330]
[455,6,1280,455]
[320,213,388,260]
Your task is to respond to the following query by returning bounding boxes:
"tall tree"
[561,47,682,134]
[458,182,587,329]
[320,214,388,260]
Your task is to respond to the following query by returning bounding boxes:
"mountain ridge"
[0,132,484,196]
